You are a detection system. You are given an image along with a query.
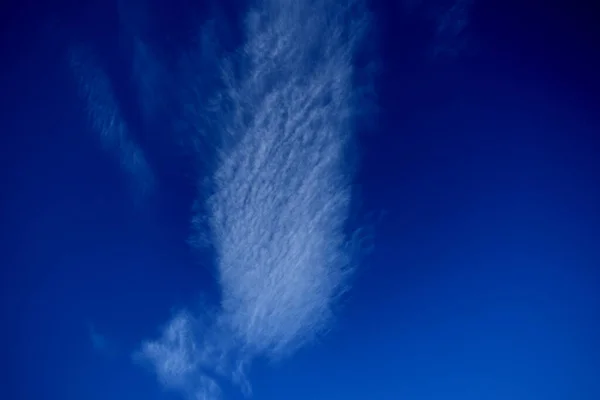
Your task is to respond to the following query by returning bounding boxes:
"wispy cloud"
[138,312,201,390]
[137,0,371,398]
[69,46,155,195]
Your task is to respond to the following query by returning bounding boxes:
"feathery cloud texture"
[137,0,370,398]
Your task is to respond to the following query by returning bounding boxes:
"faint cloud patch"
[403,0,475,59]
[88,324,113,356]
[431,0,473,58]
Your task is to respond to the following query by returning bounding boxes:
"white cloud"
[137,0,372,398]
[138,311,201,390]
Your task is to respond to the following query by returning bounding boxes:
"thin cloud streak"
[70,46,155,195]
[138,0,371,398]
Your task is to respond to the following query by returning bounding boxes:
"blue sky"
[1,0,599,399]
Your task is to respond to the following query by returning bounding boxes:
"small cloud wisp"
[70,46,155,195]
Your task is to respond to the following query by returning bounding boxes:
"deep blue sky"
[1,0,599,399]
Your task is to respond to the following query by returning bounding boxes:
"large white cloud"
[137,0,371,398]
